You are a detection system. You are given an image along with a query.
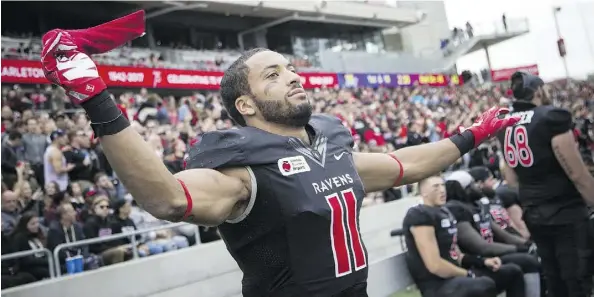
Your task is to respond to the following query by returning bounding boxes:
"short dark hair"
[219,48,269,126]
[418,175,442,193]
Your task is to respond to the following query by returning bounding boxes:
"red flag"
[46,10,145,55]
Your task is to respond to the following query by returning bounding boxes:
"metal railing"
[53,222,200,277]
[1,248,55,278]
[473,17,530,37]
[390,228,407,252]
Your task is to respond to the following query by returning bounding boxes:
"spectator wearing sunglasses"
[82,196,128,265]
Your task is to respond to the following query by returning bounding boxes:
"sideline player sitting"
[472,165,530,238]
[38,14,520,297]
[444,172,541,297]
[469,166,528,238]
[403,176,525,297]
[498,72,594,297]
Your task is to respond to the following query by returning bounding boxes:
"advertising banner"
[337,73,462,88]
[490,64,539,82]
[1,59,339,89]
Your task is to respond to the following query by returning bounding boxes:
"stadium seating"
[1,198,419,297]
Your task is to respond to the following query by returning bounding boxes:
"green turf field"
[388,288,421,297]
[389,288,508,297]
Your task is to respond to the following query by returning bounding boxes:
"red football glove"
[461,107,521,147]
[40,11,145,104]
[41,31,106,104]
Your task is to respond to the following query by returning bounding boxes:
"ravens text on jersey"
[186,114,368,297]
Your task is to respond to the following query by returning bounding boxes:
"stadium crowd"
[2,75,593,288]
[2,1,594,295]
[1,35,316,72]
[2,28,594,291]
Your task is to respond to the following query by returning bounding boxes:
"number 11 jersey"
[186,114,368,297]
[496,104,587,225]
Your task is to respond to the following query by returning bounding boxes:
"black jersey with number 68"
[186,114,368,297]
[496,105,588,224]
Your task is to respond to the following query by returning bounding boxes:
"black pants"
[419,263,524,297]
[1,272,36,289]
[477,263,526,297]
[30,163,44,187]
[500,252,541,273]
[25,266,50,281]
[528,220,594,297]
[419,275,496,297]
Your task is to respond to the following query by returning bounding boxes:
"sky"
[442,0,594,81]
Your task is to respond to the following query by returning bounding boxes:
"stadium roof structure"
[130,0,421,29]
[433,18,531,71]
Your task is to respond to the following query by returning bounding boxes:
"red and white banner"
[0,59,338,89]
[490,64,539,83]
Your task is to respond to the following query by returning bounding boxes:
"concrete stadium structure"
[2,198,421,297]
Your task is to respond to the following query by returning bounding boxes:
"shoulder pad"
[543,107,572,137]
[186,128,285,169]
[446,200,466,210]
[446,200,474,221]
[495,185,519,208]
[309,114,354,150]
[403,205,436,227]
[186,129,246,170]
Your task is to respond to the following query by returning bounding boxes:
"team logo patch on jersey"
[473,214,480,222]
[278,156,311,176]
[441,219,451,228]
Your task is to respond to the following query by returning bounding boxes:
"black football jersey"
[494,184,520,209]
[186,114,368,297]
[490,184,517,231]
[403,204,459,284]
[489,197,512,230]
[496,105,588,224]
[447,200,493,245]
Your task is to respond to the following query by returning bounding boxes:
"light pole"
[578,2,594,67]
[553,6,570,79]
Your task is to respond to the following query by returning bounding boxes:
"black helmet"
[510,71,544,102]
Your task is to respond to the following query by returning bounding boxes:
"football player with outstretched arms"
[497,71,594,297]
[39,11,520,297]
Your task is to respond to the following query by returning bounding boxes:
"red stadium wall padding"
[490,64,539,83]
[0,59,339,90]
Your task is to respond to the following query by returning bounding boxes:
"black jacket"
[110,216,139,246]
[47,221,88,263]
[83,215,118,254]
[10,232,49,272]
